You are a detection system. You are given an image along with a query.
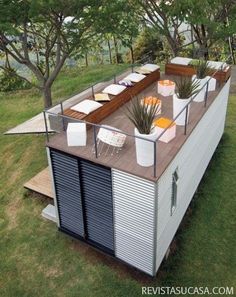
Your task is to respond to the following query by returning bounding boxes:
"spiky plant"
[126,97,159,134]
[175,77,200,99]
[194,60,211,79]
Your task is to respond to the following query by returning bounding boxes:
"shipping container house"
[45,64,231,276]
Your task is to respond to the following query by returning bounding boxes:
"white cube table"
[158,80,175,97]
[67,123,87,146]
[154,117,176,143]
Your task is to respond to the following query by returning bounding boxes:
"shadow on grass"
[24,132,232,285]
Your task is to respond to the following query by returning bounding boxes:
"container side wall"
[155,78,230,273]
[112,170,156,275]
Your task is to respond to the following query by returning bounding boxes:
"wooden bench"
[62,69,160,125]
[165,63,231,83]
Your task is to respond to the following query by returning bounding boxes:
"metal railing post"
[91,85,95,98]
[184,105,189,135]
[114,75,117,83]
[153,141,157,178]
[204,81,209,108]
[43,111,49,142]
[60,102,66,131]
[93,126,98,158]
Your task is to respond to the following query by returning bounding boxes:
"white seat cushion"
[102,84,126,95]
[207,60,227,70]
[135,67,151,75]
[171,57,193,65]
[70,99,102,115]
[140,63,160,72]
[124,73,146,83]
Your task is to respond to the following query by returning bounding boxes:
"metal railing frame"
[43,66,223,179]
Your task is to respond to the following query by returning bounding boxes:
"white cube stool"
[158,80,175,97]
[67,123,87,146]
[154,117,176,143]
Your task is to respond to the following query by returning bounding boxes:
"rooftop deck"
[46,72,224,182]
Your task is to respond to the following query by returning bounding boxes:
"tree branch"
[0,65,41,89]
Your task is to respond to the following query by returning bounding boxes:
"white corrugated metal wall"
[112,170,157,275]
[155,79,231,273]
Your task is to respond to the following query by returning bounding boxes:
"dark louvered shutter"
[80,160,114,253]
[50,150,85,237]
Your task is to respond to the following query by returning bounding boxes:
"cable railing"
[44,66,226,179]
[46,53,154,113]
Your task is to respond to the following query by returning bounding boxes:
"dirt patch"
[44,266,63,278]
[5,196,22,230]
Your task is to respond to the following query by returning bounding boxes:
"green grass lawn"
[0,64,235,297]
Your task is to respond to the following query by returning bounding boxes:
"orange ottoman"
[158,80,175,97]
[141,96,162,115]
[154,117,176,143]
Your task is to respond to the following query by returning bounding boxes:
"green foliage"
[0,69,31,92]
[194,60,211,79]
[175,77,200,99]
[112,53,123,64]
[170,0,236,56]
[126,97,159,134]
[130,27,164,63]
[0,0,112,107]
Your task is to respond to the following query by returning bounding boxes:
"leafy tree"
[0,0,104,107]
[171,0,236,59]
[0,68,31,92]
[131,26,164,63]
[98,0,140,64]
[135,0,189,56]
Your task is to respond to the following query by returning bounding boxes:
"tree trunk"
[5,51,11,68]
[166,36,179,57]
[100,51,104,64]
[130,45,134,64]
[190,26,195,58]
[107,39,112,64]
[204,49,209,60]
[199,42,209,60]
[43,86,52,108]
[113,36,119,64]
[85,52,88,67]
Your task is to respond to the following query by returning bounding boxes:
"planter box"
[134,127,158,167]
[165,63,231,83]
[173,94,191,126]
[192,76,208,102]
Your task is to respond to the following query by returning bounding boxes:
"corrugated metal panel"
[50,150,85,237]
[46,147,60,226]
[155,79,230,273]
[80,160,114,253]
[112,170,156,275]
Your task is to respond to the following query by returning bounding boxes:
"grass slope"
[0,64,235,297]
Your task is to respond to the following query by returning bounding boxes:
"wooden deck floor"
[24,167,54,199]
[47,72,224,182]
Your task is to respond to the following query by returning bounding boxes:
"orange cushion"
[158,80,175,86]
[143,96,161,105]
[154,117,176,129]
